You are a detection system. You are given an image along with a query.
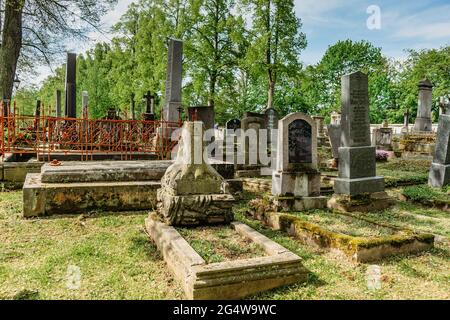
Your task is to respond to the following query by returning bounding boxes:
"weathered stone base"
[272,171,321,197]
[235,169,262,178]
[327,192,395,212]
[413,118,433,133]
[145,215,308,299]
[247,210,434,263]
[23,173,159,217]
[334,176,385,195]
[273,196,327,212]
[1,160,43,189]
[157,191,235,226]
[429,163,450,188]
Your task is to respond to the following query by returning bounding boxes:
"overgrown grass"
[402,185,450,206]
[1,189,449,300]
[287,210,401,238]
[178,226,266,263]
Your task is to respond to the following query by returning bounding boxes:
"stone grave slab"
[145,217,308,299]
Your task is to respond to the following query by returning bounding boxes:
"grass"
[1,188,449,300]
[402,185,450,206]
[177,225,266,263]
[287,210,402,238]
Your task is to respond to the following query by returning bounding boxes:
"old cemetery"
[1,27,449,301]
[1,59,448,300]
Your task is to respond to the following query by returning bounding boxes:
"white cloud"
[395,22,450,40]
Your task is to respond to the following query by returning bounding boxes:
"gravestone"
[163,39,183,123]
[82,91,89,118]
[65,53,77,118]
[157,121,235,226]
[130,93,135,120]
[329,71,392,212]
[312,116,325,138]
[413,79,433,132]
[272,112,327,211]
[265,108,279,131]
[239,113,266,171]
[327,124,341,159]
[187,106,215,130]
[143,91,155,121]
[402,109,410,132]
[372,127,393,151]
[55,90,62,118]
[429,115,450,188]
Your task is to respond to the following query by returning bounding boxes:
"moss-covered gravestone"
[328,71,394,212]
[157,121,235,226]
[429,115,450,188]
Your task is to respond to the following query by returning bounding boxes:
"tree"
[0,0,117,101]
[303,40,393,123]
[185,0,243,112]
[396,46,450,122]
[242,0,306,110]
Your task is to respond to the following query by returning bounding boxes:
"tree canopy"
[9,1,450,125]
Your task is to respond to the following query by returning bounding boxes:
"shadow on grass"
[24,210,149,221]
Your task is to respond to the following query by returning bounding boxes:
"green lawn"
[1,188,449,300]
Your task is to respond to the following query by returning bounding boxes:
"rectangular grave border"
[145,214,308,300]
[247,208,434,263]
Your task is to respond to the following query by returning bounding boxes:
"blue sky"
[296,0,450,64]
[31,0,450,85]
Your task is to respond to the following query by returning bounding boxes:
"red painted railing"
[0,101,180,161]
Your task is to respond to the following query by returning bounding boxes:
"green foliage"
[402,185,450,205]
[22,2,448,125]
[301,40,393,123]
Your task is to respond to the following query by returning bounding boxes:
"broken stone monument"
[157,121,235,226]
[146,121,308,299]
[328,71,393,212]
[429,115,450,188]
[272,112,327,211]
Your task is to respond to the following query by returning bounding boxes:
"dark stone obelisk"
[65,53,77,118]
[55,90,62,118]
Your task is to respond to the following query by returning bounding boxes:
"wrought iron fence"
[0,101,180,161]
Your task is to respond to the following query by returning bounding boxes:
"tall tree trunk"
[0,0,23,101]
[267,80,274,109]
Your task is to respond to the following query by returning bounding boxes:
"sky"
[29,0,450,87]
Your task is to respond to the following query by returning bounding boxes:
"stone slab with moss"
[145,214,309,299]
[248,199,434,263]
